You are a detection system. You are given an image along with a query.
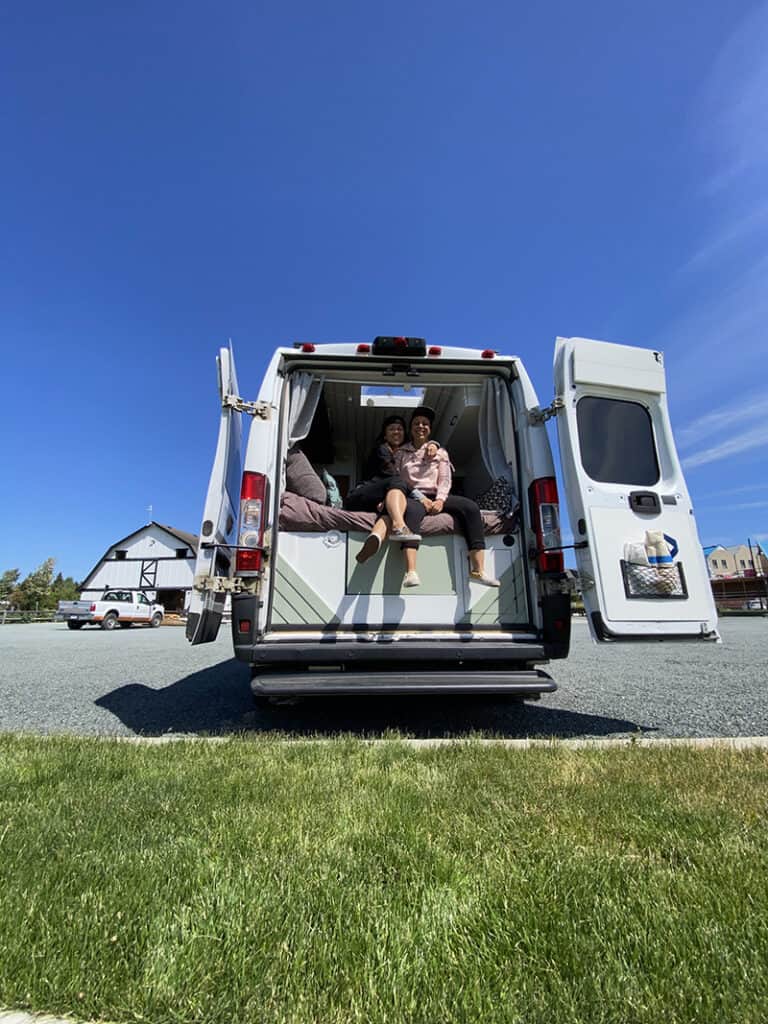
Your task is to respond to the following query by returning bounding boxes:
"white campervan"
[187,335,719,699]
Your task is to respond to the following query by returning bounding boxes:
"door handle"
[629,490,661,514]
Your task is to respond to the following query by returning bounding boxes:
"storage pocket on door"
[620,560,688,599]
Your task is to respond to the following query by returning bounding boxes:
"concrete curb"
[17,733,768,750]
[0,1014,81,1024]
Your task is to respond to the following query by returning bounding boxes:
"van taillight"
[90,604,96,612]
[528,477,563,573]
[236,471,266,573]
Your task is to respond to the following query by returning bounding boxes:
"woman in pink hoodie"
[396,406,500,589]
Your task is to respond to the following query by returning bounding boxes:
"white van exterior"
[187,335,719,698]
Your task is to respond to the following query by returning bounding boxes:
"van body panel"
[187,346,243,645]
[554,336,719,643]
[268,533,528,631]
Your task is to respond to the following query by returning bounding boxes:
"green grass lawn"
[1,736,767,1024]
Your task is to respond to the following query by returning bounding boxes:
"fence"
[0,609,57,624]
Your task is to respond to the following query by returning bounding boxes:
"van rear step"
[250,669,556,696]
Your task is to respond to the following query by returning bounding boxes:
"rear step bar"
[251,669,556,696]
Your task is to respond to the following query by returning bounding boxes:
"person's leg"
[400,495,427,584]
[403,497,427,536]
[384,487,408,532]
[442,496,499,585]
[356,513,391,564]
[384,483,422,540]
[402,542,420,586]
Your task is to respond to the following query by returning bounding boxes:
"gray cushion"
[285,448,327,504]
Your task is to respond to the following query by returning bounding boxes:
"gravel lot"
[0,618,766,739]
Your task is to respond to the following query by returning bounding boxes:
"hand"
[431,499,445,514]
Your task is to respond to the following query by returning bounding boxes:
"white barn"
[79,522,199,613]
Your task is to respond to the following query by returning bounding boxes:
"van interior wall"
[313,378,513,499]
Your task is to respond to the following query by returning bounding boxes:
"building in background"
[79,523,198,612]
[703,542,767,579]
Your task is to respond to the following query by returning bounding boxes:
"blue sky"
[2,0,767,581]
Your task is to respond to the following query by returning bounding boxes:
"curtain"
[479,377,516,480]
[288,372,325,446]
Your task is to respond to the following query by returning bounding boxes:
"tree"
[51,572,80,604]
[0,569,20,605]
[10,558,56,610]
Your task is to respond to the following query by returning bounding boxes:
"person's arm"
[434,450,452,505]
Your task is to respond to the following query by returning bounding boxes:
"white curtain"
[479,377,516,481]
[288,372,325,446]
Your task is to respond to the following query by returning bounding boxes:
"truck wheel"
[150,613,163,628]
[67,621,84,630]
[101,613,118,631]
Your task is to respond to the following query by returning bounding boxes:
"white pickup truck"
[56,590,164,630]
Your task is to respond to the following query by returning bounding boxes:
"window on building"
[576,397,659,485]
[115,550,127,560]
[721,560,728,568]
[740,559,746,568]
[175,548,189,559]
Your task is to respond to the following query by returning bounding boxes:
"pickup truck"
[56,590,165,630]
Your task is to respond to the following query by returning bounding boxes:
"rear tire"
[150,613,163,628]
[67,621,84,630]
[101,613,118,631]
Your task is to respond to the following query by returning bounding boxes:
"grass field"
[1,735,767,1024]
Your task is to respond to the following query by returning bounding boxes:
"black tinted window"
[577,397,659,485]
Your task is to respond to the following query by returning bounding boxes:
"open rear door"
[554,337,719,643]
[186,346,242,645]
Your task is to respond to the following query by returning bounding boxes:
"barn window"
[115,550,127,560]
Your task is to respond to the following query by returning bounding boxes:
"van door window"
[576,396,659,485]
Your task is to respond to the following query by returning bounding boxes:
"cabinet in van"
[187,335,719,698]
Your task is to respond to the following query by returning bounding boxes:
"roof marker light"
[356,343,371,354]
[301,343,316,353]
[428,346,442,356]
[481,349,496,359]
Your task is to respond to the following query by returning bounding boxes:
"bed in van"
[187,335,719,699]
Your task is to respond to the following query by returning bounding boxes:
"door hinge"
[222,395,272,419]
[528,396,565,424]
[194,574,261,595]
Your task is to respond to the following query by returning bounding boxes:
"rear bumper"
[251,668,556,697]
[235,638,550,666]
[240,635,557,696]
[54,613,95,623]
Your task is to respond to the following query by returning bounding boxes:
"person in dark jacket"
[344,415,423,562]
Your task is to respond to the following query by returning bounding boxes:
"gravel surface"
[0,618,766,739]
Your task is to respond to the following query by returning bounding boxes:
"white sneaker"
[356,532,382,564]
[402,571,421,588]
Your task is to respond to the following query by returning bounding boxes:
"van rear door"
[187,346,242,645]
[553,336,719,642]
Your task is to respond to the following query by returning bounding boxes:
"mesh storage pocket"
[621,560,688,599]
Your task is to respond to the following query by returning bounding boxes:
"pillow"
[473,477,518,519]
[285,448,327,504]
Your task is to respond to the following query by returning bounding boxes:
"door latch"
[193,574,261,595]
[629,490,661,515]
[222,394,272,419]
[528,396,564,424]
